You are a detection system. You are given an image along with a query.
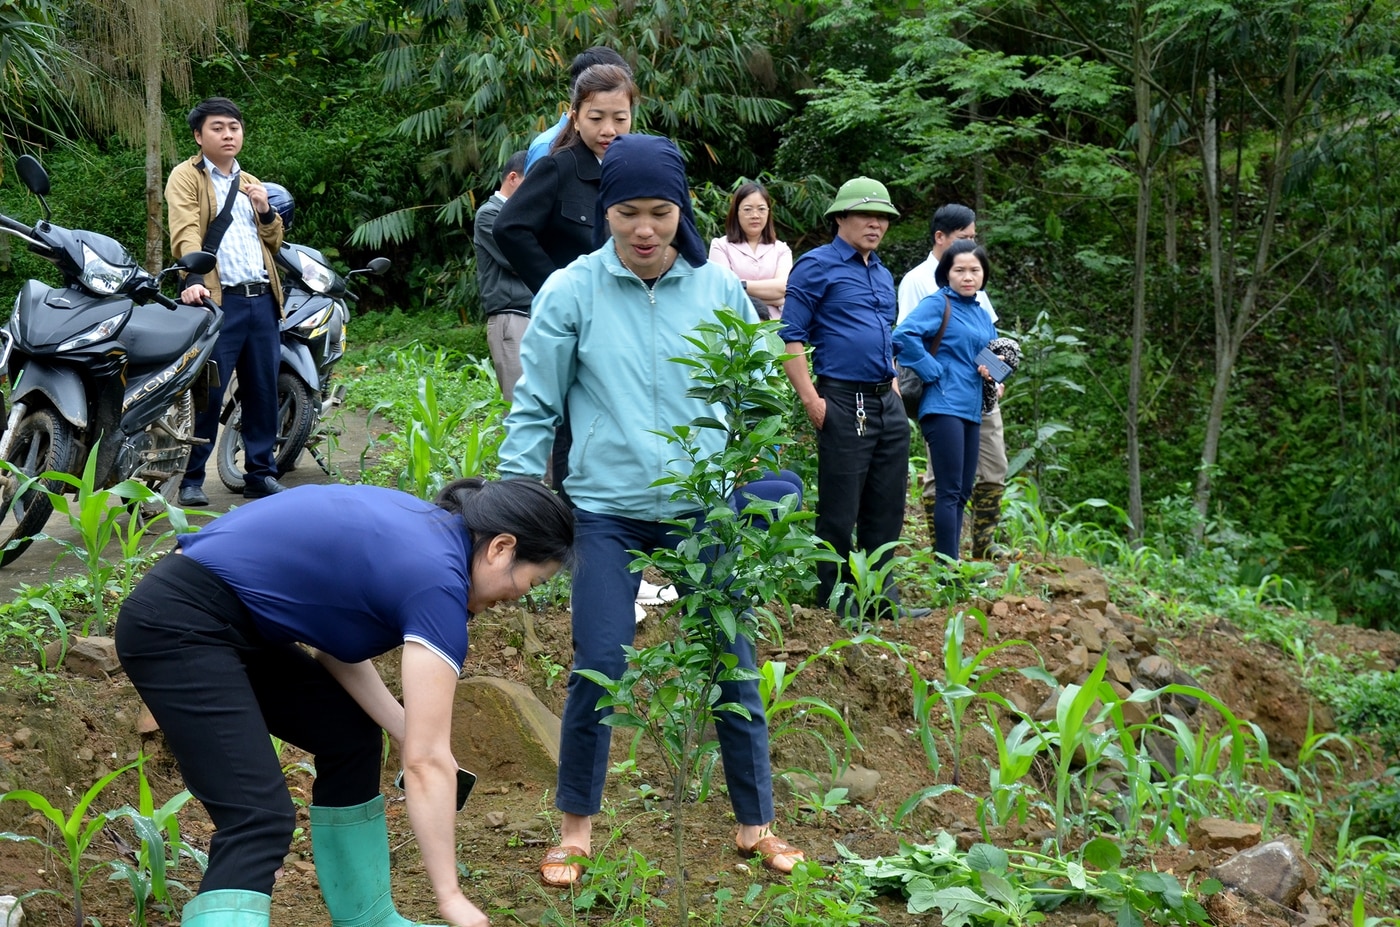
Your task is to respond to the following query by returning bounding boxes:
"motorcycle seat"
[122,303,213,369]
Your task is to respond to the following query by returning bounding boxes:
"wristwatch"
[741,280,748,291]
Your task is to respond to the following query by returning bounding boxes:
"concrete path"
[0,407,389,587]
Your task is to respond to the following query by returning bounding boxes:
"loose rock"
[1188,817,1262,851]
[1210,836,1317,909]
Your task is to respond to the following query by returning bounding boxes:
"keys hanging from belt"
[855,392,868,437]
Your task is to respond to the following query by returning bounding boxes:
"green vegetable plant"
[841,831,1220,927]
[1,758,141,927]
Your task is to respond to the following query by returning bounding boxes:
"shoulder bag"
[896,294,951,420]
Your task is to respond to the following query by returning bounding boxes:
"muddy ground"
[1,410,1398,927]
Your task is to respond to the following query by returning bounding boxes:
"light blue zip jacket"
[498,242,756,520]
[892,286,997,423]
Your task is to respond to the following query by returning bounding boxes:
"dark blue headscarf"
[592,135,707,268]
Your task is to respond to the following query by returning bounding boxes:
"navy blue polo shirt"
[780,236,898,382]
[178,484,472,672]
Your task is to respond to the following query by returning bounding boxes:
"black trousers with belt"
[813,378,910,611]
[114,554,382,894]
[183,287,280,487]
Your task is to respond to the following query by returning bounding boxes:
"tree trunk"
[1193,17,1300,529]
[142,0,163,274]
[1125,1,1152,541]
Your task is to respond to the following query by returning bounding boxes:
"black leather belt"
[818,376,893,394]
[225,281,271,298]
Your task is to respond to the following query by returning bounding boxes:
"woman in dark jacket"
[492,63,639,293]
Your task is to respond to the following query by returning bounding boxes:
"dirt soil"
[2,410,1398,927]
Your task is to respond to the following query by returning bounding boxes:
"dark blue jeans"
[184,290,280,486]
[921,413,980,562]
[557,487,798,823]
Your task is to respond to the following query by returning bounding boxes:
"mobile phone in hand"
[975,346,1013,383]
[394,768,478,812]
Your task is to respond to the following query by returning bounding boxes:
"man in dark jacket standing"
[474,150,533,403]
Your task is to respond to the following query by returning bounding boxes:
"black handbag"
[896,294,951,419]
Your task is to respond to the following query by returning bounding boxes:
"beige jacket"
[165,153,285,314]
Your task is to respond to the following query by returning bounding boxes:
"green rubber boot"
[181,890,271,927]
[970,482,1006,560]
[309,795,440,927]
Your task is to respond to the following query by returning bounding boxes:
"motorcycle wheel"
[216,371,316,493]
[138,391,194,520]
[0,406,78,567]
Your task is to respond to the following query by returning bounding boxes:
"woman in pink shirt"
[708,181,793,319]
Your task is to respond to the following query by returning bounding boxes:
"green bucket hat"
[825,176,900,217]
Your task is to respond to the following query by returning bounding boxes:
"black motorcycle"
[215,240,389,491]
[0,155,222,566]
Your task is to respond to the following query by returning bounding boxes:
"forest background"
[0,0,1395,627]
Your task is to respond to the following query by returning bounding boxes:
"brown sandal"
[539,844,588,887]
[736,834,805,874]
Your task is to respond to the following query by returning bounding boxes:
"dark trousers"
[921,413,981,562]
[114,555,381,894]
[184,291,280,486]
[814,383,910,607]
[558,509,774,824]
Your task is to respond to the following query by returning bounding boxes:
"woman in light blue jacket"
[893,239,997,562]
[498,134,804,888]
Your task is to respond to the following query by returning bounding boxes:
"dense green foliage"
[0,0,1397,624]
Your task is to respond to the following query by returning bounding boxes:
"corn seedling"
[22,445,188,636]
[1,758,140,927]
[104,756,205,926]
[759,635,886,781]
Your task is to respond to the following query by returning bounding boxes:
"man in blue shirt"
[524,46,630,173]
[781,177,923,619]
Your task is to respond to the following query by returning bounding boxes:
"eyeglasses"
[739,205,770,216]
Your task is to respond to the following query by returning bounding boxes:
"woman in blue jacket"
[498,134,804,887]
[893,239,997,562]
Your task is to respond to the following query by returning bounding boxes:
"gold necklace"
[616,245,674,305]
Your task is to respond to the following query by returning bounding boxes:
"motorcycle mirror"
[15,156,50,196]
[367,257,391,275]
[179,251,218,275]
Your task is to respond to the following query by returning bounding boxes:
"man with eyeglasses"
[781,177,928,621]
[897,203,1015,560]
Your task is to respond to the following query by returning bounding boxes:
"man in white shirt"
[897,204,1014,559]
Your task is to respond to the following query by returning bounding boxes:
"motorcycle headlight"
[296,250,338,295]
[79,243,137,295]
[57,312,126,352]
[295,303,335,334]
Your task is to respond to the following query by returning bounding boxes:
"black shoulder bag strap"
[200,171,242,255]
[925,294,952,355]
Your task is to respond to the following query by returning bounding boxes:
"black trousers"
[114,555,382,894]
[813,382,910,608]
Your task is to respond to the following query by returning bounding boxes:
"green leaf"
[1081,836,1122,871]
[966,842,1009,872]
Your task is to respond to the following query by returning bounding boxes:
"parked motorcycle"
[215,237,389,492]
[0,155,222,566]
